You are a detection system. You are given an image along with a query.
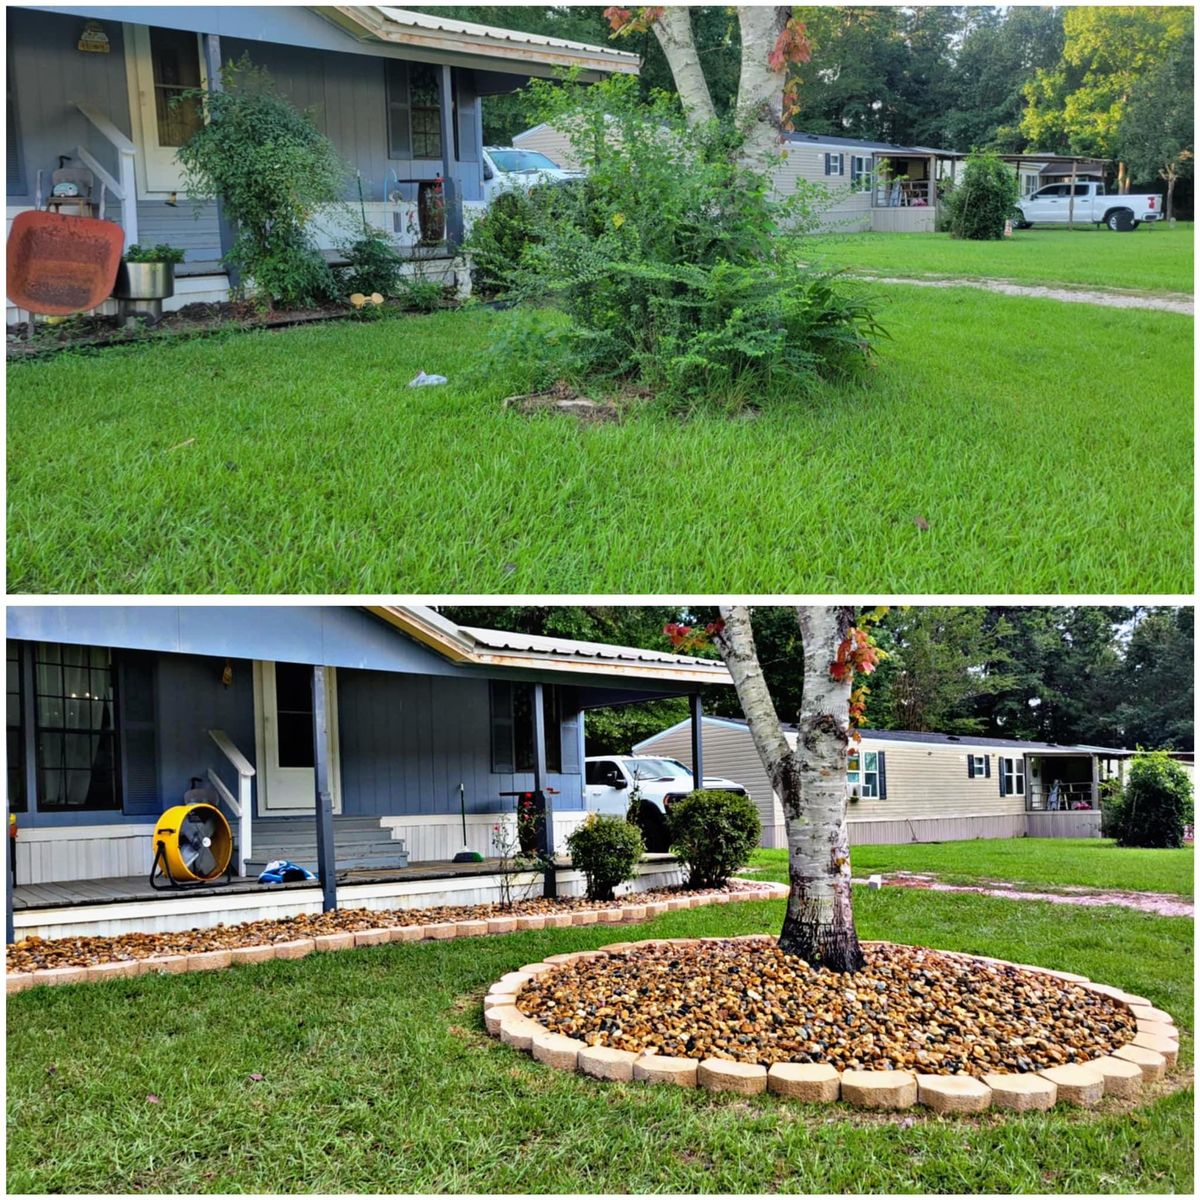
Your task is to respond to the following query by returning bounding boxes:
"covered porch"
[869,149,963,232]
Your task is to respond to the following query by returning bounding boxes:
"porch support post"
[532,682,556,898]
[5,789,13,944]
[689,693,704,788]
[438,65,464,250]
[1090,753,1100,812]
[202,33,240,289]
[1067,158,1078,229]
[311,666,338,913]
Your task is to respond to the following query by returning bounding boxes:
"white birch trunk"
[650,7,717,127]
[717,604,865,972]
[734,6,791,172]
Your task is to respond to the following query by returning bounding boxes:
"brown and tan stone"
[916,1074,992,1114]
[572,910,600,926]
[499,1014,545,1051]
[633,1055,699,1087]
[455,920,490,938]
[1112,1043,1167,1082]
[389,925,424,942]
[227,945,276,966]
[578,1045,642,1081]
[531,1032,586,1071]
[1088,1055,1144,1099]
[542,913,574,929]
[840,1070,918,1110]
[1038,1063,1104,1107]
[486,917,517,935]
[1131,1032,1178,1069]
[621,905,648,922]
[767,1062,840,1102]
[185,950,233,972]
[697,1058,768,1095]
[1129,1004,1174,1027]
[484,1003,522,1036]
[423,922,458,940]
[598,909,624,925]
[6,973,33,994]
[86,959,140,982]
[273,938,315,960]
[515,915,547,932]
[143,954,193,974]
[982,1073,1057,1112]
[353,929,392,948]
[315,932,357,952]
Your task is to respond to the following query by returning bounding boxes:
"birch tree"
[713,605,870,972]
[606,6,809,171]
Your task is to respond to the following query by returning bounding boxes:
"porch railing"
[207,728,255,876]
[73,102,138,250]
[873,179,935,209]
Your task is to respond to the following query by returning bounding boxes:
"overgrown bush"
[947,151,1019,241]
[177,57,345,308]
[465,75,882,405]
[668,789,761,889]
[566,813,644,901]
[1098,776,1125,839]
[343,229,403,297]
[1112,750,1192,848]
[466,189,542,295]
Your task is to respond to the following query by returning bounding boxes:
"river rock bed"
[515,938,1136,1075]
[6,882,766,972]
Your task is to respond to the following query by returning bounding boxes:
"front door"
[254,662,341,815]
[127,24,207,194]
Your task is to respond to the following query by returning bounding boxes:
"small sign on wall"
[78,21,110,53]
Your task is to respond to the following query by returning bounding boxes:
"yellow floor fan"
[149,778,234,889]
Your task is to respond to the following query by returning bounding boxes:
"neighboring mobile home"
[635,716,1131,849]
[5,5,637,322]
[6,606,727,938]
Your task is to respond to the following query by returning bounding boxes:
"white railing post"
[74,102,139,251]
[208,728,256,877]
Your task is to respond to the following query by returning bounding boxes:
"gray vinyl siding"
[5,8,134,203]
[336,670,584,818]
[136,201,221,262]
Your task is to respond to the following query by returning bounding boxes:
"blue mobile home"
[5,5,636,320]
[6,606,725,937]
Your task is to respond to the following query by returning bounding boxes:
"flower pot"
[112,261,176,325]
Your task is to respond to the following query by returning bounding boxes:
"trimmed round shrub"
[948,151,1019,241]
[566,814,644,901]
[1113,751,1192,849]
[668,789,761,889]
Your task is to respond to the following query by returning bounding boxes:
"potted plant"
[113,243,186,324]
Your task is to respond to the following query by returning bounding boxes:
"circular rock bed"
[485,937,1179,1112]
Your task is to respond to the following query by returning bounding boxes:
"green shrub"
[1099,776,1125,839]
[566,813,644,901]
[343,229,403,297]
[123,243,186,265]
[394,276,447,313]
[1113,750,1192,848]
[465,189,543,295]
[474,74,882,405]
[949,151,1019,241]
[176,56,345,308]
[668,789,761,889]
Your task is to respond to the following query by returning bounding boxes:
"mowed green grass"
[7,285,1192,594]
[6,890,1193,1194]
[811,223,1194,293]
[748,839,1195,898]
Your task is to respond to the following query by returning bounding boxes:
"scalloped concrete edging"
[483,936,1179,1114]
[4,882,790,994]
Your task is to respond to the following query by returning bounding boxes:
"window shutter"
[967,756,975,779]
[385,59,411,159]
[824,152,831,175]
[999,759,1007,796]
[984,756,991,778]
[877,751,887,799]
[489,681,514,774]
[837,154,844,176]
[118,651,160,816]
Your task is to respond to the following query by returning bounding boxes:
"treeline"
[439,606,1194,754]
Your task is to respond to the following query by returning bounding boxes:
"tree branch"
[650,7,717,126]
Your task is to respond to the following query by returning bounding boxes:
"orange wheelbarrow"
[6,210,125,325]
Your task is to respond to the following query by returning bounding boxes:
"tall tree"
[713,606,866,971]
[1116,26,1194,217]
[1112,608,1195,750]
[1021,6,1193,192]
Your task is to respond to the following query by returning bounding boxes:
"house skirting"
[871,207,936,233]
[764,811,1102,848]
[11,857,685,940]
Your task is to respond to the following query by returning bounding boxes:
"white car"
[1013,181,1164,231]
[584,755,750,851]
[481,146,583,205]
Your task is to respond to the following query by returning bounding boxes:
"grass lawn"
[811,223,1194,293]
[7,284,1192,594]
[6,888,1193,1194]
[748,838,1195,899]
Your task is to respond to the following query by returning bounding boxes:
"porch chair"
[36,162,106,220]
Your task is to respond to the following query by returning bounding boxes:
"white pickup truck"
[1013,181,1164,231]
[480,147,583,205]
[584,755,750,851]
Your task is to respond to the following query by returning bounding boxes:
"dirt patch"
[877,872,1193,918]
[517,938,1136,1074]
[502,381,624,423]
[855,273,1193,315]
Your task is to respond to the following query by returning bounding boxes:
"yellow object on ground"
[153,804,232,881]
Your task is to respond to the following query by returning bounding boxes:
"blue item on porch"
[257,859,317,884]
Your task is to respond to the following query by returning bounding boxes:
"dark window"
[409,63,442,159]
[7,643,26,812]
[149,26,203,147]
[6,46,24,194]
[34,643,120,811]
[274,663,315,769]
[585,760,622,787]
[385,59,412,158]
[490,682,562,774]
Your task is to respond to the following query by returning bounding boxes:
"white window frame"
[848,749,879,798]
[826,151,844,177]
[971,754,987,777]
[1001,756,1026,796]
[851,154,872,192]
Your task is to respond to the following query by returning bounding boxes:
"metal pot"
[113,260,176,301]
[112,260,176,324]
